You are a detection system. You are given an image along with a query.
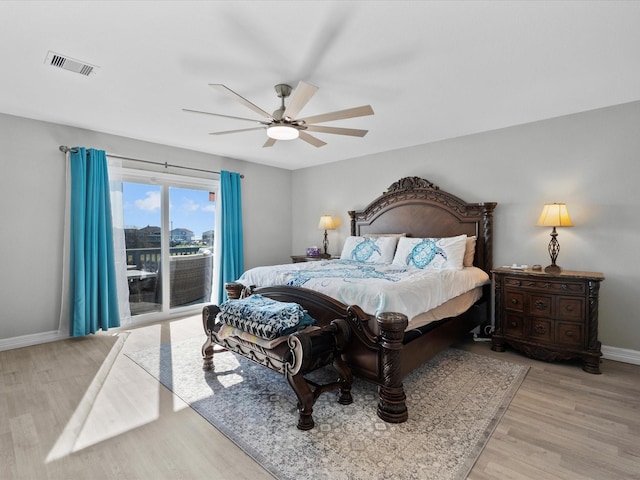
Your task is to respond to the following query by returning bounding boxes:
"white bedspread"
[237,259,489,321]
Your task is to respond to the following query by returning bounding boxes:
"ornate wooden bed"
[208,176,496,423]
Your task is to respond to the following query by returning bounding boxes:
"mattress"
[237,259,489,324]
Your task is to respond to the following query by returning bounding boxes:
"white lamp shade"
[318,215,337,230]
[267,125,299,140]
[536,203,573,227]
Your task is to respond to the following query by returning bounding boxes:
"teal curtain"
[217,171,244,301]
[69,147,120,336]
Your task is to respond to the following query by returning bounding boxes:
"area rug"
[126,337,528,480]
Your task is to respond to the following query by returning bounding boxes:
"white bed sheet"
[237,259,489,322]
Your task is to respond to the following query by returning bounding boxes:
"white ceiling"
[1,1,639,170]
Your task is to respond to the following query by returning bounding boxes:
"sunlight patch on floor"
[208,352,244,389]
[46,332,134,462]
[46,317,211,462]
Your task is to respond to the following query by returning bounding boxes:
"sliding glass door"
[167,187,215,309]
[123,182,163,315]
[114,169,217,320]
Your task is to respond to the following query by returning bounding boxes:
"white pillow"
[340,236,398,263]
[392,234,467,270]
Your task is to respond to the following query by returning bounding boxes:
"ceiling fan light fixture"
[185,81,374,148]
[267,125,299,140]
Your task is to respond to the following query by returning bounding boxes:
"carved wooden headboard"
[348,176,497,275]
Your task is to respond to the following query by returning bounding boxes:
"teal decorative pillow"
[340,236,398,263]
[392,234,467,270]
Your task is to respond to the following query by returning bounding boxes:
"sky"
[122,183,215,240]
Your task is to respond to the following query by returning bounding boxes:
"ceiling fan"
[183,81,374,148]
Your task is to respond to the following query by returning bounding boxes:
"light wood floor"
[1,314,639,480]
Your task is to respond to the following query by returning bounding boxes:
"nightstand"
[290,255,337,263]
[491,267,604,374]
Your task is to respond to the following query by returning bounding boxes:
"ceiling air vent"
[45,51,98,76]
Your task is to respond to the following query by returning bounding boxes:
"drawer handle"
[543,283,551,289]
[511,298,519,305]
[535,300,547,310]
[561,284,568,290]
[526,281,535,286]
[534,324,546,334]
[511,321,518,328]
[513,280,521,286]
[565,331,574,337]
[565,304,575,312]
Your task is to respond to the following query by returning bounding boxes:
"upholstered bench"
[201,299,353,430]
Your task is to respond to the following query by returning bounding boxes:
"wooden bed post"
[376,312,409,423]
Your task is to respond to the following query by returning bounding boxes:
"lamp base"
[545,227,562,274]
[544,264,562,274]
[322,230,329,256]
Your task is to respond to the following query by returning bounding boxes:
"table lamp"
[536,203,573,273]
[318,215,337,257]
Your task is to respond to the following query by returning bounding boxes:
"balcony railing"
[126,246,205,273]
[126,247,213,315]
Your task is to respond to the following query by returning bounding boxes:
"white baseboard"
[0,330,69,352]
[602,345,640,366]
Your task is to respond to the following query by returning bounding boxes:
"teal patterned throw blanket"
[218,294,317,340]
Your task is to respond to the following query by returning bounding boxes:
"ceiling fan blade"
[263,138,277,148]
[283,81,318,120]
[209,127,266,136]
[209,84,274,120]
[299,105,374,125]
[298,131,327,148]
[183,108,270,125]
[305,125,368,137]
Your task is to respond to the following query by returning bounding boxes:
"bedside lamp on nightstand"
[318,215,337,257]
[536,203,573,274]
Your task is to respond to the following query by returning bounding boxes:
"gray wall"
[292,101,640,351]
[3,101,639,353]
[0,113,292,341]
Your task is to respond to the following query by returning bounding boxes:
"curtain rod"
[58,145,244,178]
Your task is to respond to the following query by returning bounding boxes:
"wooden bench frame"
[201,304,353,430]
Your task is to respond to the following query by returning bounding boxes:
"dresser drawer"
[504,290,525,312]
[528,318,553,343]
[504,313,526,339]
[556,322,584,347]
[557,297,585,321]
[528,293,553,317]
[504,276,585,295]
